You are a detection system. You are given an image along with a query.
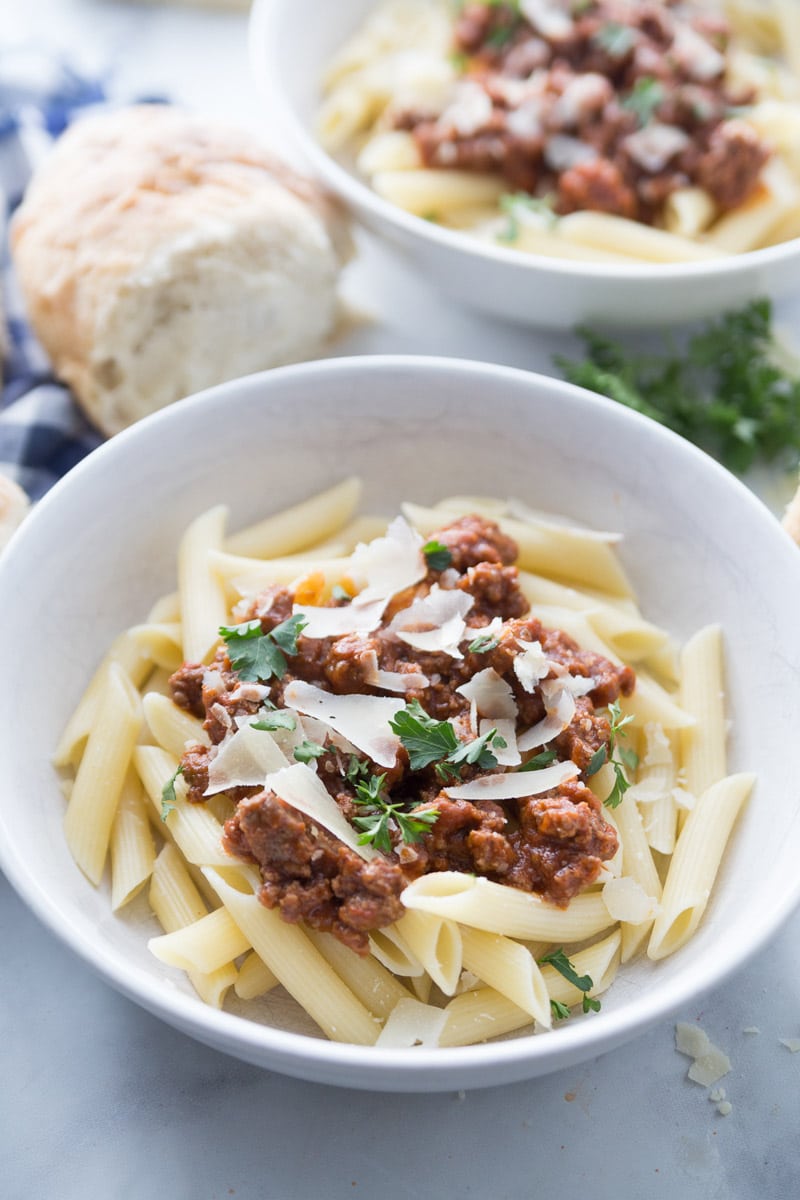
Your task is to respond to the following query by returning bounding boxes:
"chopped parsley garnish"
[293,739,327,764]
[485,16,521,50]
[344,754,372,785]
[250,710,297,733]
[390,699,507,779]
[539,948,600,1014]
[623,76,665,127]
[550,999,572,1021]
[331,584,352,604]
[423,539,454,571]
[498,192,557,243]
[519,748,558,771]
[556,300,800,475]
[593,21,636,57]
[586,699,636,809]
[219,613,307,683]
[468,629,501,654]
[161,765,184,822]
[351,772,440,853]
[389,699,460,770]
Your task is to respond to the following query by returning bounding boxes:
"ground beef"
[174,510,631,950]
[169,663,205,718]
[398,0,768,226]
[223,791,405,954]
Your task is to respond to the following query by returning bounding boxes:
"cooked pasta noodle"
[55,483,749,1048]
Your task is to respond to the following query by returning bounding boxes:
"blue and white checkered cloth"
[0,52,165,500]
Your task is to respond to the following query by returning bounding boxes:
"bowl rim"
[248,0,800,284]
[3,352,800,1086]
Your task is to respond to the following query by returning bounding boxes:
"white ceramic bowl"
[250,0,800,330]
[1,355,799,1092]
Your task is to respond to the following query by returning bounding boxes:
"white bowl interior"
[2,356,800,1090]
[250,0,800,328]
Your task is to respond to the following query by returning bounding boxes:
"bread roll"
[11,106,352,435]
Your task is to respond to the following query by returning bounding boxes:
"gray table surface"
[3,3,800,1197]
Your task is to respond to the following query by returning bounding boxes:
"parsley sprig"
[468,628,501,654]
[623,76,664,127]
[519,748,558,772]
[389,699,506,780]
[423,539,453,571]
[294,739,327,764]
[219,613,307,683]
[351,772,440,853]
[557,300,800,474]
[498,192,557,243]
[539,948,600,1016]
[161,765,184,822]
[250,710,296,733]
[586,700,637,809]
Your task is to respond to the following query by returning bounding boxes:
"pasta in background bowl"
[250,0,800,328]
[0,355,799,1090]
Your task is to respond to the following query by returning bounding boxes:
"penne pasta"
[57,481,749,1049]
[227,478,362,559]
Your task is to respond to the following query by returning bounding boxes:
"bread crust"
[11,106,352,435]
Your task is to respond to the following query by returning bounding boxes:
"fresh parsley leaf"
[293,739,327,764]
[485,17,520,50]
[586,744,608,777]
[331,584,352,603]
[619,745,640,772]
[434,760,463,785]
[250,711,297,733]
[601,700,636,809]
[161,765,184,822]
[468,629,501,654]
[623,76,665,127]
[344,754,371,784]
[539,948,595,996]
[269,613,308,655]
[593,21,636,56]
[219,613,306,683]
[423,539,453,571]
[389,699,459,770]
[551,999,572,1021]
[498,192,556,243]
[519,749,558,771]
[351,771,440,852]
[448,725,506,770]
[557,300,800,475]
[582,994,602,1014]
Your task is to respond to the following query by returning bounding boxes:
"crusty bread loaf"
[11,106,352,435]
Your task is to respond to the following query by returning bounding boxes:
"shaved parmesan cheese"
[513,641,549,692]
[349,517,426,607]
[742,1027,760,1035]
[389,585,474,658]
[266,762,372,860]
[520,0,574,39]
[709,1087,726,1103]
[440,80,494,136]
[292,597,386,639]
[457,668,518,719]
[780,1038,800,1053]
[624,124,690,173]
[283,679,403,767]
[479,718,520,766]
[717,1101,733,1117]
[368,667,431,693]
[688,1050,731,1087]
[602,877,660,923]
[444,759,579,800]
[227,682,270,705]
[675,1023,712,1059]
[517,684,576,752]
[642,722,672,768]
[673,24,725,81]
[375,997,447,1048]
[204,722,289,795]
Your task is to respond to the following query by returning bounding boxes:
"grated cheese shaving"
[349,516,426,607]
[283,679,403,767]
[779,1038,800,1053]
[292,597,387,639]
[266,762,374,860]
[479,717,521,766]
[517,684,576,752]
[204,721,289,795]
[457,667,518,719]
[513,641,549,692]
[444,759,579,801]
[602,876,660,923]
[388,585,474,658]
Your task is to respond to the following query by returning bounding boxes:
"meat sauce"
[170,514,634,954]
[395,0,769,225]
